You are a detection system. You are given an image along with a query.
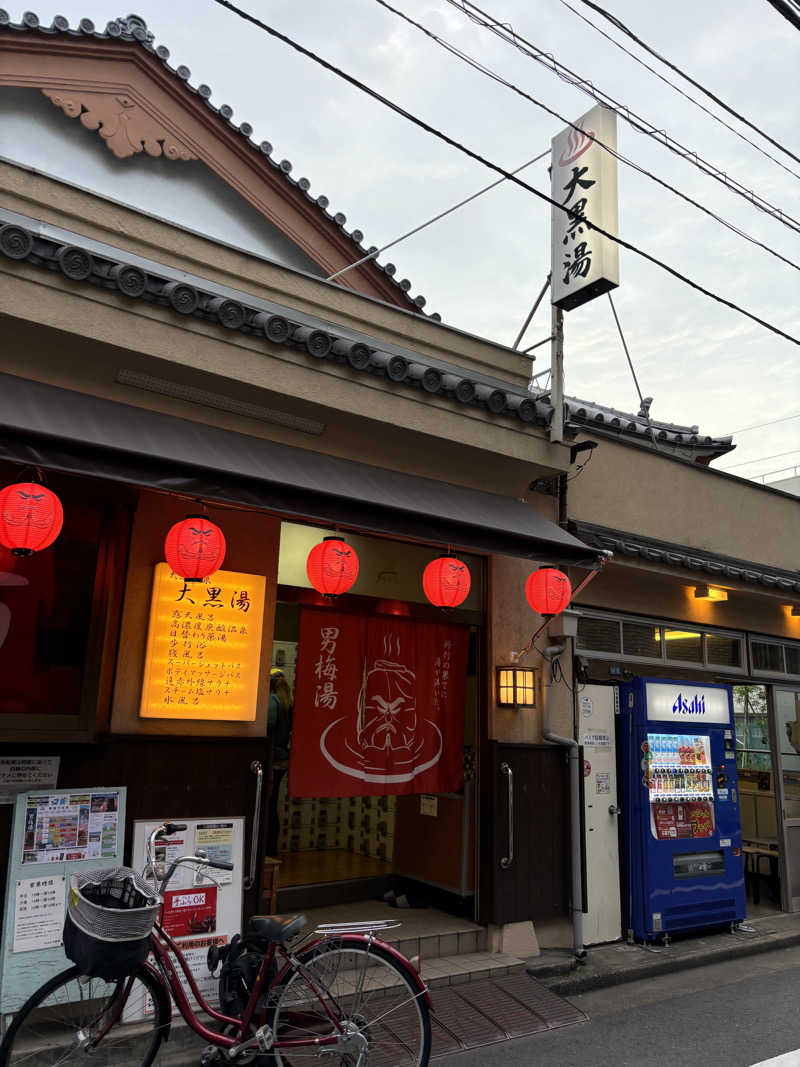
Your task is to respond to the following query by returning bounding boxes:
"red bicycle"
[0,823,431,1066]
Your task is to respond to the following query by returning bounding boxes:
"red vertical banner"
[289,609,468,797]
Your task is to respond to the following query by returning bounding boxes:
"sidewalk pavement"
[527,910,800,996]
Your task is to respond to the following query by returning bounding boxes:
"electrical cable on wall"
[209,0,800,348]
[443,0,800,237]
[371,0,800,276]
[558,0,800,177]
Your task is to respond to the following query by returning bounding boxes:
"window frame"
[748,634,800,682]
[575,608,748,675]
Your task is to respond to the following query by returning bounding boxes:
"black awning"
[0,372,598,564]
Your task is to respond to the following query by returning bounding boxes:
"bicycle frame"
[133,922,426,1056]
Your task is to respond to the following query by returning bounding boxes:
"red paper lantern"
[306,537,359,596]
[0,482,63,556]
[525,567,572,616]
[423,556,471,608]
[165,515,226,581]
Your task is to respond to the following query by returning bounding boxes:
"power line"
[444,0,800,237]
[327,148,550,282]
[765,0,800,32]
[561,0,800,176]
[208,0,800,348]
[727,413,800,435]
[372,0,800,276]
[718,448,800,470]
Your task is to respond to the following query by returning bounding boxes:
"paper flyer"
[194,822,234,886]
[21,791,120,865]
[13,875,66,953]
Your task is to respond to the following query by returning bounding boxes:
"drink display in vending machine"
[620,678,745,941]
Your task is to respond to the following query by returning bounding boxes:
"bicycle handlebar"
[159,822,188,836]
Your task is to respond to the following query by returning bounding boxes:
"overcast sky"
[11,0,800,481]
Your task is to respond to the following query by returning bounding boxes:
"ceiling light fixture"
[693,584,728,601]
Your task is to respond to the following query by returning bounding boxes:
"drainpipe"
[542,639,586,961]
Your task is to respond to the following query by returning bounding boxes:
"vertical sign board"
[551,104,619,311]
[0,787,126,1017]
[129,817,244,1018]
[139,564,266,722]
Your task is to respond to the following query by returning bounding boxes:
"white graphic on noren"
[320,632,443,783]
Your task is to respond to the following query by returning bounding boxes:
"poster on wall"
[139,564,266,722]
[21,790,120,865]
[13,875,66,953]
[0,786,127,1017]
[290,609,469,797]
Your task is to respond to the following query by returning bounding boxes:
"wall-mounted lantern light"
[693,584,728,601]
[497,666,537,708]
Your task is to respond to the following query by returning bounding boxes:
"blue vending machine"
[620,678,746,941]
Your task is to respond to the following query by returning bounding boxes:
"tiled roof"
[531,388,735,460]
[571,521,800,593]
[0,10,436,318]
[0,212,549,428]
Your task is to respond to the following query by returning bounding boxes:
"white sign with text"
[645,682,730,724]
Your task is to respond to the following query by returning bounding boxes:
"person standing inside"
[266,668,293,857]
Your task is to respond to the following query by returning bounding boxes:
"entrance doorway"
[266,598,479,921]
[734,684,781,913]
[773,687,800,911]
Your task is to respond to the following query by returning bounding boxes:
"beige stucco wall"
[0,159,573,494]
[568,433,800,574]
[575,560,800,643]
[0,160,534,388]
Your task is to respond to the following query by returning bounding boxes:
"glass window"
[663,630,703,663]
[733,684,771,774]
[577,616,621,654]
[0,479,107,719]
[623,621,662,659]
[752,640,785,673]
[707,633,742,668]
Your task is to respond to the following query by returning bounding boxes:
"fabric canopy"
[0,372,598,564]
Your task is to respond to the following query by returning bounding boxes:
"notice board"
[129,816,244,1016]
[0,786,126,1017]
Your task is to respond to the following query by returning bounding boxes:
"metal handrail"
[243,760,263,891]
[500,762,514,869]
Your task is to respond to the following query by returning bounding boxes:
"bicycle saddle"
[246,913,307,944]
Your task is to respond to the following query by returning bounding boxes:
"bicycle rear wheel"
[270,937,431,1066]
[0,964,167,1067]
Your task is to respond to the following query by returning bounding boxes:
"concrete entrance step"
[420,950,527,989]
[300,901,487,961]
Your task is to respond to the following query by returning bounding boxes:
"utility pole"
[550,304,564,443]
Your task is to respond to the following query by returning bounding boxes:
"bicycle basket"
[63,867,162,980]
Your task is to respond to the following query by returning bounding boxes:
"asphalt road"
[447,945,800,1067]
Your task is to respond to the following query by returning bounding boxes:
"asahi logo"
[672,693,706,716]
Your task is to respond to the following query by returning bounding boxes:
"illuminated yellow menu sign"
[140,564,266,722]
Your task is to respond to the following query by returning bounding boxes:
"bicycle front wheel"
[270,937,431,1066]
[0,964,167,1067]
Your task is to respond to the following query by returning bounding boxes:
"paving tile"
[420,934,440,960]
[439,932,459,956]
[458,931,478,954]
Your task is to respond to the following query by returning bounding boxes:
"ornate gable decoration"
[0,11,431,313]
[42,89,196,161]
